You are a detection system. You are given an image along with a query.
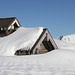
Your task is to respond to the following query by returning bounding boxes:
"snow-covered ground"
[1,50,75,75]
[0,27,75,75]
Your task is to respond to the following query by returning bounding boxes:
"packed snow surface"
[0,27,43,56]
[0,28,75,75]
[1,49,75,75]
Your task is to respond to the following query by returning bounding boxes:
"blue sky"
[0,0,75,38]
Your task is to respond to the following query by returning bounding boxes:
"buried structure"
[0,17,58,56]
[15,28,58,55]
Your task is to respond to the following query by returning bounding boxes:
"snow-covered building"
[0,17,58,55]
[15,28,58,55]
[0,17,21,37]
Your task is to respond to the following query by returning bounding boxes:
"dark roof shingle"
[0,17,16,28]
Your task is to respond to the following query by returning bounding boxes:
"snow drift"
[57,34,75,43]
[0,27,75,74]
[0,27,43,56]
[0,41,75,75]
[55,39,75,50]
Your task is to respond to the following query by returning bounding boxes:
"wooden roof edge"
[31,28,58,52]
[0,17,21,27]
[31,28,47,51]
[0,17,16,28]
[47,29,59,49]
[7,17,22,27]
[8,18,16,27]
[15,18,22,27]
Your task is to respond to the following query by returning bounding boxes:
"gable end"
[31,29,58,54]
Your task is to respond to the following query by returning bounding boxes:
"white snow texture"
[0,27,43,56]
[0,27,75,75]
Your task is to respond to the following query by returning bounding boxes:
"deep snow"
[0,27,75,75]
[0,27,43,56]
[1,49,75,75]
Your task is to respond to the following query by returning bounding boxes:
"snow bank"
[0,32,75,75]
[0,50,75,75]
[56,34,75,50]
[58,34,75,43]
[55,39,75,50]
[0,27,43,56]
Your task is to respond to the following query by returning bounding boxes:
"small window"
[8,30,10,32]
[1,28,3,30]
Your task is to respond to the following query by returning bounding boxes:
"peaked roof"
[0,17,20,28]
[31,28,58,51]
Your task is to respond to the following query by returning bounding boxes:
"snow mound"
[1,50,75,75]
[0,33,75,74]
[55,39,75,50]
[57,34,75,43]
[0,27,43,56]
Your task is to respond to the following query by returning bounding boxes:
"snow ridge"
[57,34,75,43]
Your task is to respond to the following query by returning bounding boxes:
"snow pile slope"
[55,39,75,50]
[0,28,75,75]
[0,49,75,75]
[0,27,43,56]
[0,34,75,74]
[58,34,75,43]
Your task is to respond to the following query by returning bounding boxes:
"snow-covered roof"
[0,27,43,56]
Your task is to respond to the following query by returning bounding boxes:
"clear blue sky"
[0,0,75,38]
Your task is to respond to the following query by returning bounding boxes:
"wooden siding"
[31,29,58,54]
